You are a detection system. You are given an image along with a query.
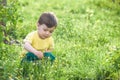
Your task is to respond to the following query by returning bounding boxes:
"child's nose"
[46,31,49,35]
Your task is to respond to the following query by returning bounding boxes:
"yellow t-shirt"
[21,31,54,57]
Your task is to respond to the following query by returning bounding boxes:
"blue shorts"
[21,52,55,62]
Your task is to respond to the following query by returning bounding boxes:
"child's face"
[37,23,55,39]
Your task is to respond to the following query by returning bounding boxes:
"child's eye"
[44,29,47,31]
[50,31,53,33]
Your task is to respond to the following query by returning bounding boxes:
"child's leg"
[25,52,39,61]
[44,52,56,65]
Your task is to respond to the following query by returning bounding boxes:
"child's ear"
[37,22,40,27]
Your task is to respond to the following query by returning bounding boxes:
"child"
[21,12,58,63]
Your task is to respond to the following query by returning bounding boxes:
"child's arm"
[24,42,43,59]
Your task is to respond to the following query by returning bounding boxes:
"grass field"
[0,0,120,80]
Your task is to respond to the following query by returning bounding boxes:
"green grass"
[1,0,120,80]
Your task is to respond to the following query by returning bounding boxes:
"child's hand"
[34,51,43,59]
